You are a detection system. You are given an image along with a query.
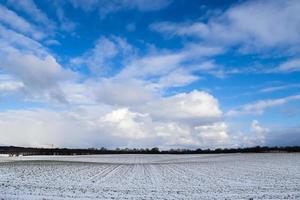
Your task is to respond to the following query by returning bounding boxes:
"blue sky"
[0,0,299,149]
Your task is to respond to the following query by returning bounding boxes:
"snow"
[0,153,300,199]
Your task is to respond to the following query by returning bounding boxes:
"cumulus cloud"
[250,120,269,145]
[227,94,300,116]
[139,91,222,123]
[194,122,229,147]
[100,108,152,140]
[0,90,230,149]
[0,107,160,148]
[223,120,272,147]
[151,0,300,52]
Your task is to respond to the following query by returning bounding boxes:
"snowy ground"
[0,153,299,199]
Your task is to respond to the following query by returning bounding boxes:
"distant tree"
[150,147,159,153]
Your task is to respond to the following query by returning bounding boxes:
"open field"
[0,153,300,199]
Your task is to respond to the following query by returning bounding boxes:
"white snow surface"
[0,153,299,199]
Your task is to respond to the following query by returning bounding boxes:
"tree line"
[0,145,300,156]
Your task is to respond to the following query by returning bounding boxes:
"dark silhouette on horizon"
[1,145,300,156]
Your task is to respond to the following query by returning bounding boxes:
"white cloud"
[0,26,75,103]
[44,39,61,46]
[194,122,229,147]
[118,52,185,79]
[150,21,208,38]
[0,108,107,148]
[69,0,171,17]
[68,37,224,112]
[259,84,300,93]
[123,0,171,11]
[1,53,71,86]
[100,108,151,140]
[0,81,23,92]
[0,90,230,149]
[151,0,300,52]
[94,79,155,106]
[183,45,224,60]
[251,120,269,135]
[0,5,45,40]
[116,44,223,85]
[139,90,222,122]
[66,35,225,111]
[273,59,300,73]
[0,0,298,150]
[70,35,224,99]
[71,36,135,74]
[227,94,300,116]
[6,0,55,30]
[0,11,77,104]
[60,82,95,105]
[0,24,46,56]
[155,122,195,146]
[157,69,200,88]
[62,78,155,106]
[54,2,77,32]
[228,120,270,147]
[0,74,24,93]
[68,0,99,12]
[126,23,136,32]
[189,60,221,75]
[0,107,154,148]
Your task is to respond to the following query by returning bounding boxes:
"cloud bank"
[0,0,299,148]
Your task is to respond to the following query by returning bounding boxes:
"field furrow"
[0,153,300,199]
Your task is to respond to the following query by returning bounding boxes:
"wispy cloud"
[271,59,300,73]
[0,74,24,94]
[259,84,300,93]
[6,0,55,30]
[0,5,45,40]
[151,0,300,52]
[71,36,135,74]
[69,0,172,18]
[0,23,75,103]
[227,94,300,116]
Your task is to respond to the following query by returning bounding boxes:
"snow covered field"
[0,153,299,199]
